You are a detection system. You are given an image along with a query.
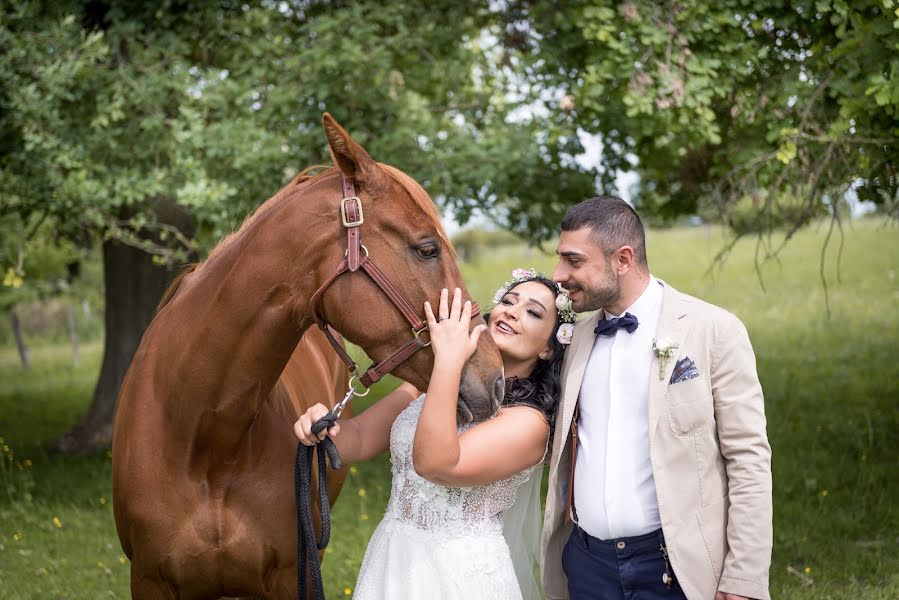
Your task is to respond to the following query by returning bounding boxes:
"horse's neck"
[160,182,336,452]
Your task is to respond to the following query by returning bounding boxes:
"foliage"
[0,214,84,312]
[0,0,598,278]
[4,0,895,286]
[1,221,897,597]
[505,0,899,230]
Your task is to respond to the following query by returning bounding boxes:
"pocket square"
[669,356,700,384]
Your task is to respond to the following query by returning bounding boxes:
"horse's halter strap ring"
[309,174,479,389]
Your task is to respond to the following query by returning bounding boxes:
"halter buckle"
[341,196,364,227]
[412,326,431,347]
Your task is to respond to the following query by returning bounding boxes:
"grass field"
[1,219,897,599]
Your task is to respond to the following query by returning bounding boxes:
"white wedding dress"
[353,395,543,600]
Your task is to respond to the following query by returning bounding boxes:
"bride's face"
[488,281,558,367]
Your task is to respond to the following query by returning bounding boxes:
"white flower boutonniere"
[652,338,679,380]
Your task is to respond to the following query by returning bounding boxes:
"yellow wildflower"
[23,459,32,468]
[349,466,359,475]
[119,556,127,564]
[52,517,62,529]
[3,268,24,288]
[99,497,107,505]
[12,532,23,541]
[361,514,369,521]
[820,490,828,497]
[344,587,352,596]
[357,488,366,497]
[804,567,812,574]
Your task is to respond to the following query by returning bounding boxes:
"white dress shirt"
[573,276,663,540]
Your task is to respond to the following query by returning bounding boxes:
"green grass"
[1,219,897,598]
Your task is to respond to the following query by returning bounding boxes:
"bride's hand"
[293,403,341,446]
[424,287,487,371]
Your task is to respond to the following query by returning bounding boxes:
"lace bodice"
[353,394,543,599]
[383,395,538,536]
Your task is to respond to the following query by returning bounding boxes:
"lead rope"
[295,412,341,600]
[296,383,366,600]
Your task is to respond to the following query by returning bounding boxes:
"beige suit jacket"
[540,281,772,600]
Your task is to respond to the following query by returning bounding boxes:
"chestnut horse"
[112,114,504,599]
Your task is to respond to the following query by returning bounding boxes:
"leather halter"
[308,175,480,390]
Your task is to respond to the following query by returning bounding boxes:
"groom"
[540,197,772,600]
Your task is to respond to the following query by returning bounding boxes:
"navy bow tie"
[594,312,639,337]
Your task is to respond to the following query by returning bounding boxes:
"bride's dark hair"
[488,275,567,429]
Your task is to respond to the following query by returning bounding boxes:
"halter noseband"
[308,174,479,398]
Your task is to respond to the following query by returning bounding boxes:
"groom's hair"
[561,196,649,270]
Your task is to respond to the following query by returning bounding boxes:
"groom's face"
[553,227,621,313]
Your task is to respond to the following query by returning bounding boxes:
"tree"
[0,1,594,451]
[504,0,898,231]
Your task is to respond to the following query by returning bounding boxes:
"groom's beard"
[578,272,621,313]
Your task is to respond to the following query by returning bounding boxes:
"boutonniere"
[652,338,679,380]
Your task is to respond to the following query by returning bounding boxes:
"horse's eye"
[416,244,440,259]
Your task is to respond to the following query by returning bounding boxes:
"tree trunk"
[53,200,193,453]
[67,304,80,367]
[10,308,30,371]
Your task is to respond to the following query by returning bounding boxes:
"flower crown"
[492,268,577,345]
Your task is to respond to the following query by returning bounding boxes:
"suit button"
[616,541,626,550]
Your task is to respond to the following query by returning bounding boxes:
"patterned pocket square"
[670,356,700,384]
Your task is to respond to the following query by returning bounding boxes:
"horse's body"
[115,325,344,598]
[112,116,504,598]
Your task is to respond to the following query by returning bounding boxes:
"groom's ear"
[612,245,636,275]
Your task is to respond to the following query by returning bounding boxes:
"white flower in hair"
[556,323,575,345]
[492,268,577,324]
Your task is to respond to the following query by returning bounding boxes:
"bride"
[294,270,576,599]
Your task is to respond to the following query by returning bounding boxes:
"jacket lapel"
[553,310,601,472]
[648,281,690,440]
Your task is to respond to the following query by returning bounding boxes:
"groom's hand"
[715,592,750,600]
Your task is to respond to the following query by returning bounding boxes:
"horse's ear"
[322,113,380,184]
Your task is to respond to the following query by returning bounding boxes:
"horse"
[111,114,505,599]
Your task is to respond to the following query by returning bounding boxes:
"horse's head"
[303,114,504,423]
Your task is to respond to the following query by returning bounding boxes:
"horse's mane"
[156,263,198,312]
[156,161,454,313]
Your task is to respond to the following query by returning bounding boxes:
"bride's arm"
[416,404,549,487]
[412,288,549,486]
[294,381,419,463]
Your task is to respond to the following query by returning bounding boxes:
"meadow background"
[1,218,897,599]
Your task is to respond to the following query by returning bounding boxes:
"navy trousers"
[562,525,688,600]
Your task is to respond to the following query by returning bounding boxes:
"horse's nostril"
[492,375,505,410]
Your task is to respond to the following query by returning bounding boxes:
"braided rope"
[295,412,342,600]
